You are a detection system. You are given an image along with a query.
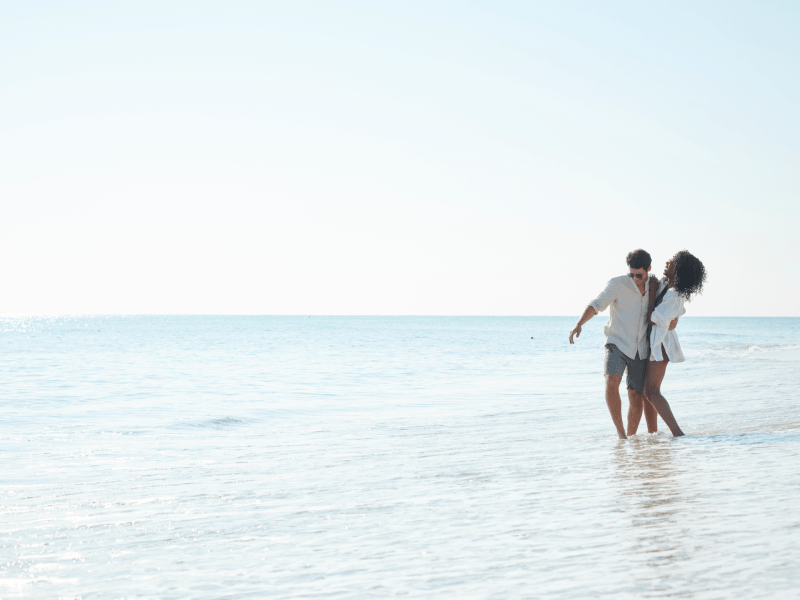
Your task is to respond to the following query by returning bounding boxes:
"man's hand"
[669,317,679,331]
[569,306,597,344]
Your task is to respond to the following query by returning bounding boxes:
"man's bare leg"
[605,374,627,439]
[643,357,684,437]
[626,389,644,436]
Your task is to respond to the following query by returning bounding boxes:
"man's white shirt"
[589,275,651,360]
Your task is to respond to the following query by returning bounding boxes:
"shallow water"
[2,316,799,598]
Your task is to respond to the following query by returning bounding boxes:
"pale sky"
[2,1,798,315]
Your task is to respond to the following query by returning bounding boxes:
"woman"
[644,250,707,437]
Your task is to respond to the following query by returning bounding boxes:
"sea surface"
[1,316,799,599]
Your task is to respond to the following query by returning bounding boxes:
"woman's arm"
[646,276,659,327]
[651,292,685,327]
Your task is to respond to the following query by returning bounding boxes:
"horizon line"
[1,314,797,319]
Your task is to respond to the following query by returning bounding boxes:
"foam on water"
[1,316,799,598]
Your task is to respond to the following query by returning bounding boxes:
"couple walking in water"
[569,249,707,439]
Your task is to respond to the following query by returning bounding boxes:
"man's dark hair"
[673,250,707,301]
[626,249,651,270]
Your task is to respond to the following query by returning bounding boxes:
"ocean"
[2,316,799,598]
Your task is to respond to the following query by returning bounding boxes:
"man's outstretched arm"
[569,306,597,344]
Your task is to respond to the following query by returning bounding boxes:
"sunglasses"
[627,273,646,280]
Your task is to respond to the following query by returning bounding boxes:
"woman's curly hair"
[672,250,707,301]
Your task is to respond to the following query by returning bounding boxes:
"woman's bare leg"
[626,391,658,435]
[643,397,658,433]
[644,354,685,437]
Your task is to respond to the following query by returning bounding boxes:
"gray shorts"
[604,343,647,392]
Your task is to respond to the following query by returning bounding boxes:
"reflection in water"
[612,437,695,593]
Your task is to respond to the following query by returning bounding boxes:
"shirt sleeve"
[651,292,685,326]
[589,279,617,313]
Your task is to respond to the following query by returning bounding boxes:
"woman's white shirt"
[650,284,687,362]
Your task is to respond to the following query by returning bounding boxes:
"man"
[568,249,677,439]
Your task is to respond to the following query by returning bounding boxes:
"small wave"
[685,430,800,446]
[693,343,800,360]
[171,416,255,430]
